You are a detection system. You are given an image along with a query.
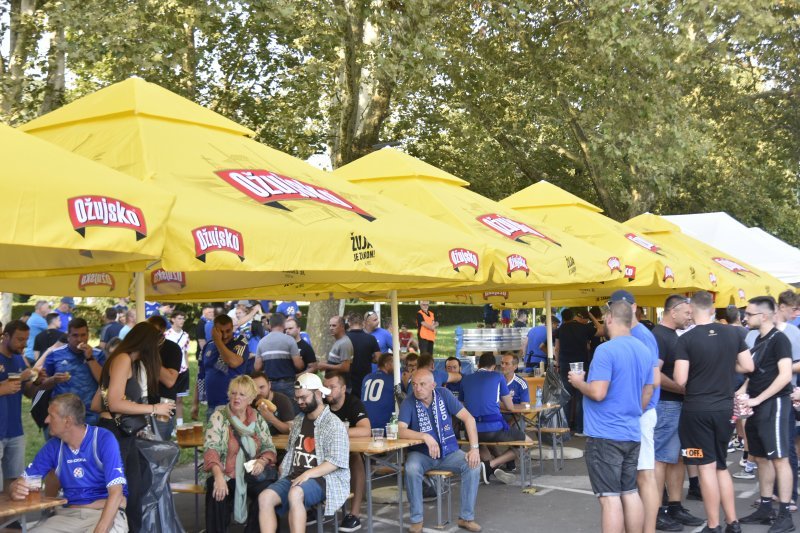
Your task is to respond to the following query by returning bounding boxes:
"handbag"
[230,426,277,486]
[115,413,149,436]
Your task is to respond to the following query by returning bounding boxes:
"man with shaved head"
[398,369,482,532]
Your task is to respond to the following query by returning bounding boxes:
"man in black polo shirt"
[285,317,317,373]
[345,312,381,399]
[738,296,795,532]
[555,308,602,434]
[324,371,371,532]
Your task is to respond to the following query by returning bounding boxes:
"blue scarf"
[415,389,459,457]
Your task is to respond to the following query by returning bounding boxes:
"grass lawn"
[21,323,472,465]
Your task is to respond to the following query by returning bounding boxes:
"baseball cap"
[237,300,252,307]
[295,373,331,396]
[60,297,75,307]
[608,290,636,304]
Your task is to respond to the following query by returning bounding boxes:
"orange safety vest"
[418,309,436,341]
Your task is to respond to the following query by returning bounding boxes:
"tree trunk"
[182,21,196,99]
[306,297,339,362]
[2,0,37,118]
[0,293,13,325]
[40,15,65,114]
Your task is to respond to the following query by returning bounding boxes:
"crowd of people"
[3,292,800,533]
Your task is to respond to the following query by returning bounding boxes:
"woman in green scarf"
[204,375,277,533]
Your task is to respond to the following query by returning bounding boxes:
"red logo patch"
[216,169,374,221]
[151,269,187,290]
[713,257,753,275]
[607,256,622,273]
[738,289,747,301]
[192,226,245,263]
[624,265,637,280]
[709,272,718,286]
[483,291,509,300]
[449,248,479,273]
[77,272,115,291]
[663,266,675,282]
[624,233,662,255]
[67,196,147,240]
[506,254,530,277]
[476,214,561,246]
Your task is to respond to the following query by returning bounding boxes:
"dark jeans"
[559,365,583,433]
[419,338,434,354]
[205,476,268,533]
[99,418,143,533]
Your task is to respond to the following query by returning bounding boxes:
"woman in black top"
[98,322,171,533]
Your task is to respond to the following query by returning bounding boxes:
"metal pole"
[390,290,401,386]
[134,272,145,323]
[545,291,553,360]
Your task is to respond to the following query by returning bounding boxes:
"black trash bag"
[136,437,184,533]
[539,366,571,445]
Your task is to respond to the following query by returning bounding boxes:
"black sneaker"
[422,482,437,501]
[769,513,796,533]
[339,514,362,532]
[480,461,492,485]
[687,487,703,501]
[669,505,704,526]
[502,460,516,472]
[656,511,683,532]
[739,506,776,525]
[725,522,742,533]
[700,526,721,532]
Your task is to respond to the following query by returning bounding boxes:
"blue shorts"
[654,400,682,464]
[268,476,325,515]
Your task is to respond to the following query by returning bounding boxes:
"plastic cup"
[7,372,21,383]
[192,422,203,440]
[569,362,584,373]
[176,425,192,443]
[157,397,174,423]
[25,475,42,503]
[371,428,385,448]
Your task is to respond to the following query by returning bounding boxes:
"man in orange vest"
[416,301,438,354]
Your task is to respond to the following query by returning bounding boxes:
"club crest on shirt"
[73,467,84,478]
[78,272,115,292]
[216,169,375,221]
[476,214,561,246]
[68,196,147,240]
[193,226,244,262]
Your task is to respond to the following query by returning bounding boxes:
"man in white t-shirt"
[166,310,191,427]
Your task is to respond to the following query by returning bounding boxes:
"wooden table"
[0,494,67,532]
[272,435,423,533]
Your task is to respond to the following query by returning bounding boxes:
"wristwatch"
[470,444,479,450]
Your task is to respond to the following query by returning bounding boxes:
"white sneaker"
[739,457,748,467]
[493,469,518,485]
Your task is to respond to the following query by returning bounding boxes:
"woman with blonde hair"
[204,374,277,533]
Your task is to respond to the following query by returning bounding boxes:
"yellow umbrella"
[0,123,173,276]
[19,78,490,293]
[626,214,793,306]
[332,149,621,291]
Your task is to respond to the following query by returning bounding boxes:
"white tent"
[664,212,800,285]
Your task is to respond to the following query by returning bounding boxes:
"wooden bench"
[170,482,205,494]
[456,439,537,486]
[537,427,570,471]
[425,470,454,529]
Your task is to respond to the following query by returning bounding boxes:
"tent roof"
[502,181,602,212]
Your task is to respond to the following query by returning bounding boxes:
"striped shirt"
[506,374,530,405]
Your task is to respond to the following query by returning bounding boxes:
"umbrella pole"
[390,290,400,387]
[545,290,553,362]
[134,272,145,323]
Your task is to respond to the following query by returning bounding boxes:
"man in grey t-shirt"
[255,313,303,401]
[319,315,353,372]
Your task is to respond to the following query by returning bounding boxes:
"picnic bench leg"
[194,446,200,531]
[397,448,405,530]
[21,515,27,533]
[364,453,373,533]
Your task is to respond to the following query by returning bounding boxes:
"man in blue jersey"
[568,300,652,533]
[202,314,250,419]
[406,353,461,393]
[0,320,34,491]
[399,369,482,533]
[522,316,548,372]
[444,357,464,400]
[362,353,395,432]
[254,313,303,405]
[42,318,105,425]
[54,297,74,333]
[275,300,301,319]
[364,310,393,354]
[24,300,50,363]
[10,394,128,531]
[500,354,529,405]
[461,352,532,486]
[608,290,662,533]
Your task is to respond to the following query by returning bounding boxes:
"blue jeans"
[654,400,682,464]
[405,449,479,524]
[0,435,25,491]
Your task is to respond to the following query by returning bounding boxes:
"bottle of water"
[535,388,543,407]
[387,412,399,440]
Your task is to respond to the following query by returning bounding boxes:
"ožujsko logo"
[663,266,675,282]
[215,169,375,221]
[624,265,637,280]
[476,214,561,246]
[151,269,187,290]
[68,196,147,240]
[78,272,115,291]
[713,257,753,275]
[624,233,662,255]
[607,257,622,273]
[709,272,718,286]
[449,248,479,273]
[738,289,747,300]
[506,254,530,277]
[483,291,509,300]
[192,226,244,263]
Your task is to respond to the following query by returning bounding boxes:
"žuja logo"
[216,169,375,221]
[68,196,147,240]
[193,226,245,263]
[476,214,561,246]
[78,273,115,291]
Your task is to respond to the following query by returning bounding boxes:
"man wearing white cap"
[258,373,350,533]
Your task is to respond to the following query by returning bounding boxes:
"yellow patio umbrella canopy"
[332,149,621,293]
[625,214,793,306]
[20,78,490,295]
[0,123,173,276]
